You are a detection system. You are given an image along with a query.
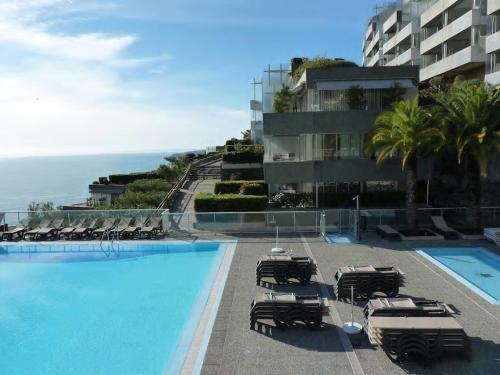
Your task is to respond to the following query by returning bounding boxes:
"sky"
[0,0,380,157]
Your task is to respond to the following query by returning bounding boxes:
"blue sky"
[0,0,380,157]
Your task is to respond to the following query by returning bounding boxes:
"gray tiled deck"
[200,233,500,375]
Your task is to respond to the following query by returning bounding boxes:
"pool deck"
[198,233,500,375]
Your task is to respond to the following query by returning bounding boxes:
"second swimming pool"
[417,247,500,304]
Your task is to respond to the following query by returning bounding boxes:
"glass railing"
[265,148,370,162]
[2,207,499,237]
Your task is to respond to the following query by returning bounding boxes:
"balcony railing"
[420,45,486,81]
[266,148,371,163]
[421,9,483,54]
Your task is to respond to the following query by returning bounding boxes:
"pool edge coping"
[179,240,237,375]
[416,248,500,305]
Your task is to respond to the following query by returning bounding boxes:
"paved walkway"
[169,179,219,213]
[200,234,500,375]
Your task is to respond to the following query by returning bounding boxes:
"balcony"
[385,48,419,66]
[486,30,500,53]
[488,0,500,15]
[420,45,486,81]
[263,111,379,136]
[383,22,415,55]
[383,10,402,34]
[263,158,424,184]
[486,69,500,84]
[366,50,383,67]
[421,0,462,28]
[421,9,484,54]
[364,30,382,56]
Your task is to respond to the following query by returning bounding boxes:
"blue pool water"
[417,247,500,304]
[0,242,226,375]
[324,232,357,245]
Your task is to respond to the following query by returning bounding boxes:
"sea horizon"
[0,151,197,212]
[0,148,203,160]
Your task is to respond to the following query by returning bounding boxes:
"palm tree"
[370,97,446,233]
[433,80,500,231]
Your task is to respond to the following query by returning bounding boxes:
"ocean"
[0,153,170,211]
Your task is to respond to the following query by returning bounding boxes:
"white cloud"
[0,0,248,157]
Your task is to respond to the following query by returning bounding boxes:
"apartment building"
[258,63,429,201]
[362,0,500,85]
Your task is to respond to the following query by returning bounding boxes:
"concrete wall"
[263,111,380,136]
[264,158,431,185]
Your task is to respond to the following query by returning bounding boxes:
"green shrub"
[272,192,314,208]
[240,182,267,196]
[108,171,159,184]
[292,57,358,83]
[112,191,166,209]
[127,179,172,193]
[222,150,263,164]
[214,181,266,194]
[194,193,268,212]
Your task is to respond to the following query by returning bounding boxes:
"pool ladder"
[100,230,120,257]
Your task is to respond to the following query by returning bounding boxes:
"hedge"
[108,171,160,184]
[271,191,406,208]
[194,193,268,212]
[214,180,266,195]
[222,150,263,164]
[240,182,267,196]
[126,179,172,193]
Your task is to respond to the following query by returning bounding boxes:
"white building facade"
[362,0,500,85]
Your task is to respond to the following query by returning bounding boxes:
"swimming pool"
[324,232,357,245]
[417,247,500,304]
[0,241,235,374]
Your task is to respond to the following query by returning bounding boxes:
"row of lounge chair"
[250,254,469,362]
[377,216,479,241]
[0,217,163,241]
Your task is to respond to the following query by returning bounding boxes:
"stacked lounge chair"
[35,218,64,241]
[250,292,329,330]
[70,218,98,240]
[139,217,162,239]
[484,227,500,245]
[333,265,405,300]
[364,298,469,361]
[363,298,455,321]
[256,254,317,285]
[431,216,460,240]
